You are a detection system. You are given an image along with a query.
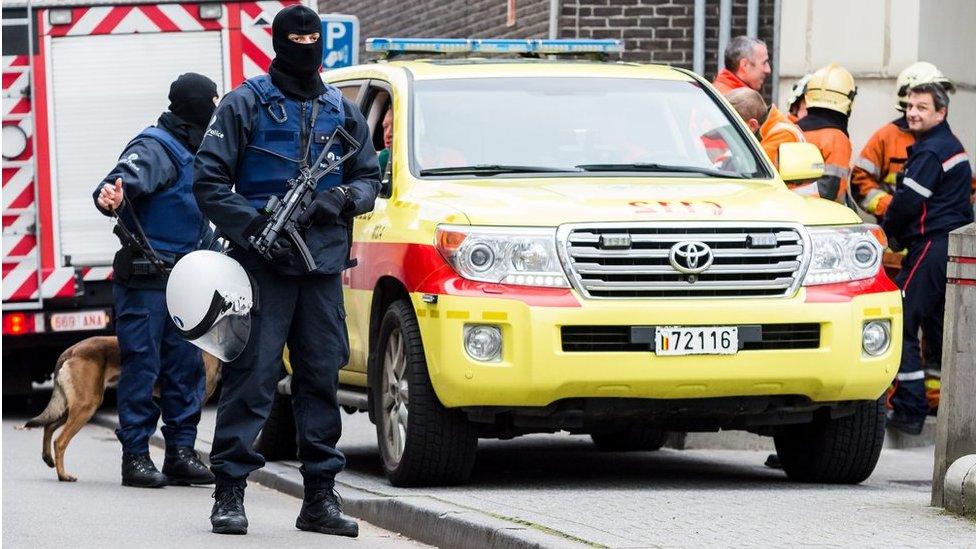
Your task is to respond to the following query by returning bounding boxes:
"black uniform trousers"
[209,260,348,488]
[891,236,948,419]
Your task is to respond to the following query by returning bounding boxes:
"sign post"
[319,14,360,70]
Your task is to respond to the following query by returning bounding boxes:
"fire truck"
[1,0,313,393]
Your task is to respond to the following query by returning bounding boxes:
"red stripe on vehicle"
[948,278,976,286]
[9,97,31,114]
[8,184,35,209]
[2,72,20,89]
[8,235,36,257]
[140,5,180,32]
[48,8,89,37]
[33,12,56,271]
[241,36,272,72]
[179,3,222,30]
[90,6,134,35]
[804,270,899,303]
[2,215,18,228]
[10,273,38,301]
[2,167,17,186]
[348,242,580,308]
[227,4,244,86]
[240,2,263,19]
[53,275,76,297]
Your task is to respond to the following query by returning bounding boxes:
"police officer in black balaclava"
[92,73,218,488]
[193,4,379,538]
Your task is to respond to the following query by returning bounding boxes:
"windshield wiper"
[419,164,576,176]
[575,163,745,179]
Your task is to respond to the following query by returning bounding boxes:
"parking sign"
[320,14,359,69]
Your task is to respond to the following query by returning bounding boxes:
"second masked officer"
[93,73,218,489]
[192,5,380,538]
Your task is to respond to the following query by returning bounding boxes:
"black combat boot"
[295,486,359,537]
[121,453,168,488]
[163,446,216,485]
[211,481,248,535]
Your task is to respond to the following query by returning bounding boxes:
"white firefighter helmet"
[896,61,956,111]
[787,73,812,112]
[166,250,254,362]
[805,63,857,116]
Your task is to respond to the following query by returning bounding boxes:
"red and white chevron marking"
[42,4,226,37]
[2,56,31,120]
[240,1,299,78]
[2,266,76,301]
[3,52,41,303]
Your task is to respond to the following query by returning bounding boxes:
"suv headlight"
[435,225,570,287]
[803,225,884,286]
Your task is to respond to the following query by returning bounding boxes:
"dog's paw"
[58,474,77,482]
[43,455,55,468]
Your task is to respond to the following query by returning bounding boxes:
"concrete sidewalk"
[94,407,976,548]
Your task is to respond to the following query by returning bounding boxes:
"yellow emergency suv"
[266,39,902,487]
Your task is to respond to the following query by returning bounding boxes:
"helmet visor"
[190,312,251,363]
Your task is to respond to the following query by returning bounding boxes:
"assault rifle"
[248,125,361,272]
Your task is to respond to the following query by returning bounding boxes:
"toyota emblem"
[669,241,713,274]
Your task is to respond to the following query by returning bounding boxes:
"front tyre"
[774,398,885,484]
[373,299,478,486]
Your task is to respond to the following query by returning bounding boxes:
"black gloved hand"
[243,213,270,240]
[297,189,347,226]
[268,238,293,262]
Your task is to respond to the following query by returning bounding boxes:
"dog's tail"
[23,352,71,429]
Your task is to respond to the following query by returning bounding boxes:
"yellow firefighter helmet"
[787,73,812,111]
[804,63,857,116]
[896,61,956,111]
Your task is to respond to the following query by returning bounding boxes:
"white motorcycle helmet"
[166,250,254,362]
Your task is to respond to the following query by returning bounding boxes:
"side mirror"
[778,142,824,182]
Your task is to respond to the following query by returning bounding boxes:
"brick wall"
[320,0,775,91]
[559,0,775,83]
[322,0,551,43]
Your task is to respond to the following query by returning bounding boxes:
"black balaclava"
[268,4,325,100]
[159,72,218,152]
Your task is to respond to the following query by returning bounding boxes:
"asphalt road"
[8,391,976,548]
[2,398,426,549]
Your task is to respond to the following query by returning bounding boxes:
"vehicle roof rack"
[365,38,624,62]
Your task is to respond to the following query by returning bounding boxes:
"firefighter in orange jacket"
[796,64,857,203]
[725,88,805,171]
[712,36,770,94]
[852,62,970,221]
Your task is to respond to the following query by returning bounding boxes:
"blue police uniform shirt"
[93,126,210,257]
[193,76,380,276]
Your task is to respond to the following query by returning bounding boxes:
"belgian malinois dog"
[20,336,221,482]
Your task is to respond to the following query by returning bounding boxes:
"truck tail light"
[3,312,43,336]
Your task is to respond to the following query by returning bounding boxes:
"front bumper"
[414,283,902,409]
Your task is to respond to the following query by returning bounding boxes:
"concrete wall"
[777,0,976,163]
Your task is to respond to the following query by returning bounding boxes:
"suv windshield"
[411,77,767,179]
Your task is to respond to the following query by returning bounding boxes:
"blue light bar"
[365,38,623,55]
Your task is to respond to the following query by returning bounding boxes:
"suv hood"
[420,177,860,226]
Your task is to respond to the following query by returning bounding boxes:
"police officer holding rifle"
[176,4,380,537]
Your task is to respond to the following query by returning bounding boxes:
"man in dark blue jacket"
[883,82,974,435]
[93,73,219,487]
[193,5,379,537]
